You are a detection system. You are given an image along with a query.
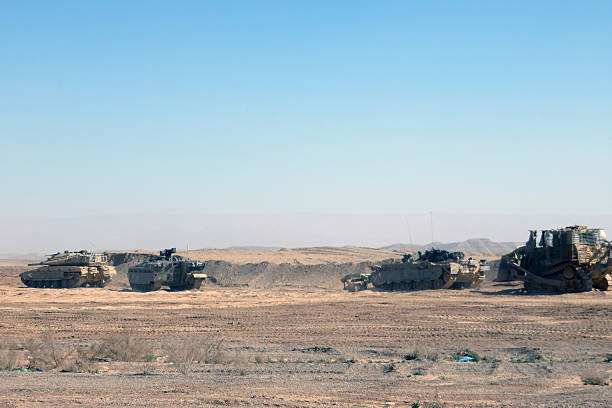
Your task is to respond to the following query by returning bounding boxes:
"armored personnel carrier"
[497,226,611,292]
[342,249,488,292]
[128,248,208,292]
[20,250,117,288]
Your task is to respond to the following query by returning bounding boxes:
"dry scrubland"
[0,248,610,407]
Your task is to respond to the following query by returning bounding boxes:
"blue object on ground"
[456,356,474,362]
[36,367,43,372]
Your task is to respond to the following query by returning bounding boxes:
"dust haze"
[2,213,611,254]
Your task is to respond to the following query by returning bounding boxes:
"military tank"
[20,250,117,288]
[128,248,208,292]
[342,249,488,292]
[497,226,611,292]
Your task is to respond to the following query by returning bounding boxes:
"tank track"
[130,282,162,292]
[21,274,83,289]
[374,278,451,291]
[523,264,593,293]
[168,279,203,291]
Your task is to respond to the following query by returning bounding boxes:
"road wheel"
[562,265,576,280]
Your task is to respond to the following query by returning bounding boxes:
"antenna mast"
[429,211,434,248]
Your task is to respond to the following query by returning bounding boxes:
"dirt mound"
[176,246,402,265]
[106,252,157,272]
[201,260,379,289]
[105,248,401,290]
[104,248,503,289]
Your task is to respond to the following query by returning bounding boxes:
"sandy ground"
[0,262,610,407]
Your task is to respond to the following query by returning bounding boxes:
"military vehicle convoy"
[19,226,610,296]
[497,226,612,292]
[342,249,488,292]
[20,250,117,288]
[128,248,208,292]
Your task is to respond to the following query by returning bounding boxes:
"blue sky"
[1,1,611,250]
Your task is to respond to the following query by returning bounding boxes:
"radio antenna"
[429,211,434,248]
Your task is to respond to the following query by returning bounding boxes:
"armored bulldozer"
[20,250,117,288]
[342,249,488,292]
[497,226,612,292]
[128,248,208,292]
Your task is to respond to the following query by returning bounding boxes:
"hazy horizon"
[2,212,610,254]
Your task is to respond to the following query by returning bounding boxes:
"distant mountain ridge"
[225,246,283,251]
[380,238,521,255]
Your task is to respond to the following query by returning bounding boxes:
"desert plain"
[0,248,610,407]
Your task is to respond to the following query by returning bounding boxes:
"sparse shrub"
[24,334,77,371]
[511,347,542,363]
[411,345,440,362]
[65,345,96,373]
[412,368,425,376]
[404,352,420,361]
[18,333,105,373]
[425,353,439,362]
[480,355,500,363]
[383,363,396,373]
[0,345,19,371]
[581,375,609,386]
[166,337,225,375]
[92,332,153,362]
